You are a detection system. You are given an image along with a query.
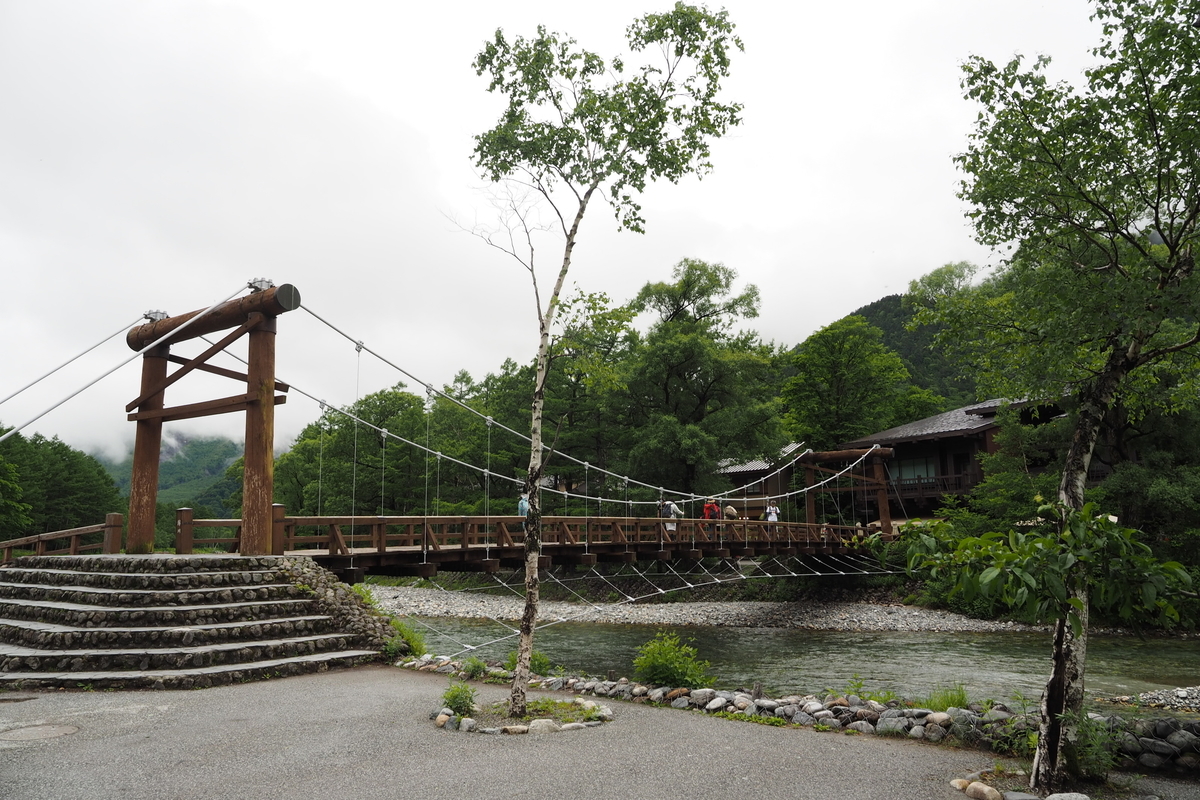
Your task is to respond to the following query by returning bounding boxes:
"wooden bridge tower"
[124,283,300,555]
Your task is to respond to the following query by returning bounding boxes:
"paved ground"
[0,666,1190,800]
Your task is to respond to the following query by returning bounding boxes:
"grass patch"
[916,683,970,711]
[470,697,605,728]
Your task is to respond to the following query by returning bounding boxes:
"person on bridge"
[517,492,530,531]
[701,498,721,538]
[659,499,682,536]
[765,499,780,532]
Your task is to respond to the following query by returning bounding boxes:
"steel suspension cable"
[0,315,147,408]
[0,282,250,445]
[299,302,817,505]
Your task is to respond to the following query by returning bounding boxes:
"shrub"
[504,649,554,676]
[632,631,713,688]
[462,656,488,680]
[442,679,477,717]
[389,618,426,657]
[349,583,380,612]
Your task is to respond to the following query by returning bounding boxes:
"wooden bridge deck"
[4,513,892,582]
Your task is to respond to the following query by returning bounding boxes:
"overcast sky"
[0,0,1102,459]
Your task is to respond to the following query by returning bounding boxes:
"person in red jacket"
[701,498,721,539]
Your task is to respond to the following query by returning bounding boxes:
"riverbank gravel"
[369,585,1045,633]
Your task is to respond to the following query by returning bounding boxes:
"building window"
[897,457,937,480]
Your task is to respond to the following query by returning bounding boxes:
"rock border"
[398,654,1200,776]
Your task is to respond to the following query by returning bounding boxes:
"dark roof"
[718,441,806,475]
[839,399,1008,448]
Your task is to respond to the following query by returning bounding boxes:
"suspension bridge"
[0,279,913,687]
[1,278,903,582]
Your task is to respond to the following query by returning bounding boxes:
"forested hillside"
[0,429,122,539]
[96,436,241,516]
[850,293,976,410]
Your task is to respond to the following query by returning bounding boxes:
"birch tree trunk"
[1032,349,1130,791]
[509,185,596,717]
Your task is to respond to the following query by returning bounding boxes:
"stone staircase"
[0,554,381,690]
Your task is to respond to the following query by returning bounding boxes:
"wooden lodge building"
[720,399,1058,527]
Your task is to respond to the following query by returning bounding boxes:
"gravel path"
[369,585,1045,633]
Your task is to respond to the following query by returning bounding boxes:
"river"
[407,616,1200,704]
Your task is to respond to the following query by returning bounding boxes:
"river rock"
[923,723,947,743]
[1167,729,1199,752]
[793,711,815,726]
[950,779,969,790]
[690,688,717,706]
[1140,737,1179,758]
[1176,752,1200,770]
[802,700,825,715]
[908,725,925,739]
[1002,793,1040,800]
[528,719,559,734]
[561,723,586,731]
[813,710,835,721]
[1044,794,1090,800]
[846,721,874,734]
[648,688,665,703]
[501,725,529,735]
[666,688,690,701]
[705,697,727,712]
[824,696,849,709]
[1137,752,1168,770]
[435,714,451,728]
[876,717,910,734]
[927,712,952,728]
[756,698,779,712]
[964,782,1002,800]
[1154,719,1181,738]
[671,697,690,709]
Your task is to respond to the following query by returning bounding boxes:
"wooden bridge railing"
[1,513,124,565]
[171,507,891,556]
[2,509,892,565]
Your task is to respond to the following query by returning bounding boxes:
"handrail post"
[103,513,124,554]
[176,508,194,554]
[271,504,286,555]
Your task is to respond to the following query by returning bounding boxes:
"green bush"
[632,631,713,688]
[442,679,477,717]
[349,583,380,612]
[504,649,554,675]
[389,618,426,657]
[462,656,488,680]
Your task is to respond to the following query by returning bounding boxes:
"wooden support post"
[873,456,892,535]
[128,345,169,553]
[241,314,276,556]
[176,508,194,554]
[271,504,286,555]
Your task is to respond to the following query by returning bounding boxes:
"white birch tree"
[470,2,743,715]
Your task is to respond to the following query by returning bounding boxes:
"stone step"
[0,580,299,607]
[0,596,317,628]
[0,649,379,690]
[0,633,357,673]
[8,554,293,575]
[0,615,335,649]
[0,567,287,590]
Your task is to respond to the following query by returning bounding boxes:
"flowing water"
[409,616,1200,703]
